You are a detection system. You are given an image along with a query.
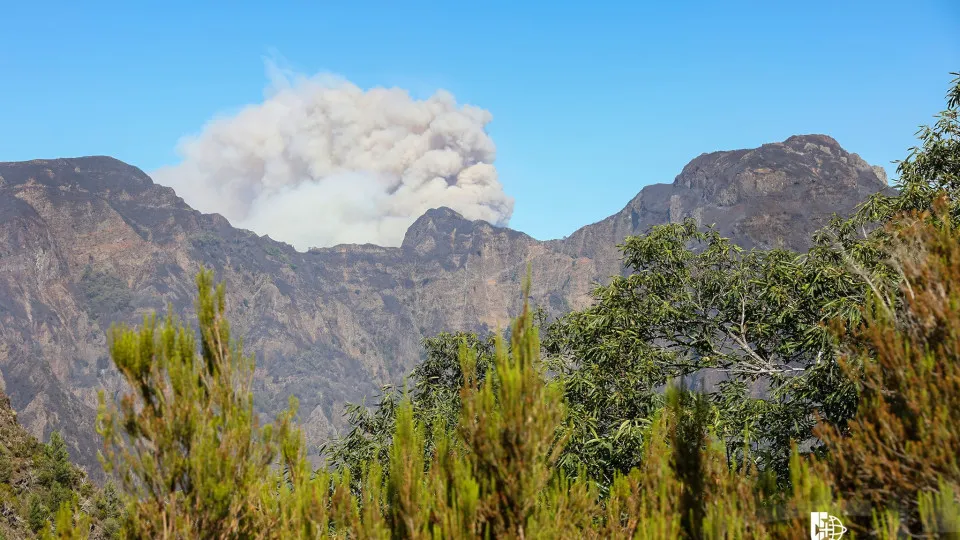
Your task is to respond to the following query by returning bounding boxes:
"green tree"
[96,269,300,538]
[39,432,75,487]
[542,220,866,484]
[457,288,567,538]
[323,331,497,481]
[37,432,80,512]
[28,494,50,533]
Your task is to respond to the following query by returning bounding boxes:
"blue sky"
[2,0,958,240]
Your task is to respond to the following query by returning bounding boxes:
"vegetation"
[542,220,866,484]
[328,74,959,493]
[0,395,119,539]
[15,72,960,537]
[318,72,960,535]
[96,271,301,537]
[323,332,498,482]
[818,200,960,535]
[79,266,133,319]
[75,229,959,537]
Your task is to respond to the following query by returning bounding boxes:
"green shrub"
[0,453,11,484]
[79,266,132,317]
[27,494,50,533]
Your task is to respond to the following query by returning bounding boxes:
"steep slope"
[0,135,889,476]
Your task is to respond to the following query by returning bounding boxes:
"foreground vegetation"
[25,74,960,538]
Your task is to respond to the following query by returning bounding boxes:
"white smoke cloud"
[152,67,513,250]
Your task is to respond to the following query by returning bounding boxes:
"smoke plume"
[152,69,513,250]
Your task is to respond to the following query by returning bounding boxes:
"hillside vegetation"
[0,394,119,539]
[21,73,960,538]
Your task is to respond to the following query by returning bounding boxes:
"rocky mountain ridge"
[0,134,890,476]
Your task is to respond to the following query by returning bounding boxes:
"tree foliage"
[542,221,865,483]
[323,332,497,482]
[96,269,303,537]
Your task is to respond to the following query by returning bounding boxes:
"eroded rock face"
[0,135,890,477]
[548,134,892,274]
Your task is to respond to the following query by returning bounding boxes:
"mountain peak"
[781,133,842,149]
[1,156,151,182]
[421,206,467,222]
[672,134,887,197]
[553,134,895,263]
[401,207,472,251]
[400,206,532,261]
[0,156,172,203]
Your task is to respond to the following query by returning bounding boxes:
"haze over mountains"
[0,134,890,475]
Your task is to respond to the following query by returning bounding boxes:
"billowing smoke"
[152,69,513,250]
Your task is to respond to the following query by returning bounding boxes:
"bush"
[0,453,11,484]
[96,269,294,537]
[818,202,960,535]
[79,266,132,318]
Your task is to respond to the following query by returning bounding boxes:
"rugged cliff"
[0,134,889,476]
[549,134,890,273]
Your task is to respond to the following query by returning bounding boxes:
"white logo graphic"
[811,511,847,540]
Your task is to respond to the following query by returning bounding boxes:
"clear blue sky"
[2,0,958,240]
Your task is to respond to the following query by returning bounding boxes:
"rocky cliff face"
[0,135,889,476]
[549,134,891,274]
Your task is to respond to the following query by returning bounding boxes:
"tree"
[96,269,300,537]
[323,331,498,482]
[28,494,50,534]
[37,432,80,513]
[542,220,866,484]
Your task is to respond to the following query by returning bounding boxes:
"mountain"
[0,135,890,476]
[548,134,890,271]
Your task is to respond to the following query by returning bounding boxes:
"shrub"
[96,269,298,537]
[27,494,50,533]
[818,202,960,535]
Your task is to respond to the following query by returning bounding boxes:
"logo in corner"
[811,511,847,540]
